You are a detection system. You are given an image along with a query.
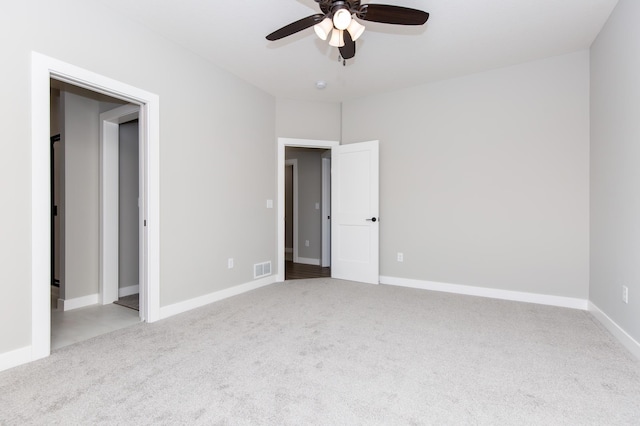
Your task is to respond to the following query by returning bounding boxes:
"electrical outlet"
[397,252,404,262]
[622,285,629,304]
[228,258,234,269]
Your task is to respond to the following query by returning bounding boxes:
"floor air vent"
[254,261,272,279]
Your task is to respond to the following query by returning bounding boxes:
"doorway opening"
[284,147,331,280]
[31,52,160,362]
[277,138,339,282]
[48,81,140,349]
[99,104,143,313]
[113,119,141,312]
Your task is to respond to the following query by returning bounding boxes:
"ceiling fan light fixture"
[332,8,352,31]
[265,1,430,62]
[346,19,365,41]
[314,17,333,41]
[328,28,345,47]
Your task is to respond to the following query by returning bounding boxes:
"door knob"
[366,217,377,222]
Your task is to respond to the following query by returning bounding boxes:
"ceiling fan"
[266,0,429,62]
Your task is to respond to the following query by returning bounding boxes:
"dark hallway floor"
[285,261,331,280]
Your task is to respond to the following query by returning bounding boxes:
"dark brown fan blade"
[339,31,356,60]
[266,14,325,41]
[359,4,429,25]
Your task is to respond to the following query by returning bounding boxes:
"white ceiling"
[96,0,618,102]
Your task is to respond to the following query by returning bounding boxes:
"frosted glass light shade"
[328,29,345,47]
[314,18,333,40]
[346,19,365,41]
[333,8,352,30]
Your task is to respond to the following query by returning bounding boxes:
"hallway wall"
[62,91,100,301]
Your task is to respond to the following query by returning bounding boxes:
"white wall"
[343,51,590,298]
[590,0,640,343]
[0,0,275,356]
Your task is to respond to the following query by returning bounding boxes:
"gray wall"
[276,98,341,141]
[590,0,640,343]
[342,51,590,298]
[62,91,100,300]
[0,0,275,355]
[119,120,139,290]
[285,148,325,262]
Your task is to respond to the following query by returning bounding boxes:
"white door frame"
[285,159,299,263]
[321,155,331,268]
[99,105,141,315]
[31,52,161,362]
[277,138,339,281]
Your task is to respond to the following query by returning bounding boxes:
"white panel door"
[331,140,379,284]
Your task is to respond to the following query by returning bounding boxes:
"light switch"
[315,202,320,210]
[266,199,273,208]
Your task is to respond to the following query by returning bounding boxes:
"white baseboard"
[379,276,588,310]
[295,257,320,266]
[119,285,139,297]
[159,275,278,320]
[589,302,640,360]
[58,293,99,311]
[0,346,32,373]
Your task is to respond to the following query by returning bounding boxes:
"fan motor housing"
[319,0,362,16]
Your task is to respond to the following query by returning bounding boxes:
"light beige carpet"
[1,278,639,424]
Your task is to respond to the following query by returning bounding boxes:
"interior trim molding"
[119,285,140,298]
[296,257,321,266]
[159,276,278,320]
[58,293,100,311]
[0,346,32,373]
[589,302,640,360]
[380,275,588,310]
